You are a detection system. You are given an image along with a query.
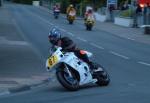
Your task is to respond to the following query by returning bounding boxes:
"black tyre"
[86,25,89,30]
[56,65,79,91]
[86,24,92,31]
[69,20,73,24]
[88,25,92,31]
[92,64,110,86]
[55,16,58,19]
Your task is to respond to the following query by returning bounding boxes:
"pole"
[131,0,138,27]
[80,0,83,16]
[0,0,2,7]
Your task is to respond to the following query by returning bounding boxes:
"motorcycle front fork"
[64,64,73,78]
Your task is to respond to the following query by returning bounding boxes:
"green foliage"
[60,0,70,13]
[118,0,131,6]
[70,0,81,4]
[12,0,20,3]
[119,9,134,18]
[12,0,35,4]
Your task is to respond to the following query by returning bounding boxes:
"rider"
[53,4,60,13]
[84,8,94,21]
[48,27,97,71]
[66,4,76,17]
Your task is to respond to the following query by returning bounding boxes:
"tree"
[12,0,35,4]
[60,0,70,13]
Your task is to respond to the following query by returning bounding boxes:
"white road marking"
[7,41,29,46]
[49,23,54,25]
[0,38,29,46]
[90,43,104,49]
[59,28,66,32]
[110,51,130,59]
[67,32,74,36]
[24,8,51,25]
[0,37,6,40]
[33,14,50,25]
[138,61,150,67]
[55,26,59,28]
[61,15,66,19]
[0,91,10,96]
[127,38,135,41]
[76,37,87,42]
[128,83,136,86]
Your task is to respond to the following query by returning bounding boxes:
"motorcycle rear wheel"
[92,63,110,86]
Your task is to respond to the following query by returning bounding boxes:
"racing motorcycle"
[46,47,110,91]
[85,15,95,31]
[67,11,76,24]
[53,9,60,19]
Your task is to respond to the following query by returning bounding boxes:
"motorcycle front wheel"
[86,24,92,31]
[54,16,58,19]
[69,20,73,24]
[56,65,79,91]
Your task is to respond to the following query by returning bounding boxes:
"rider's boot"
[89,62,103,72]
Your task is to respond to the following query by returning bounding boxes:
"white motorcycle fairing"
[46,47,96,86]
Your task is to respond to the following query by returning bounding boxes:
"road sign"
[107,0,117,4]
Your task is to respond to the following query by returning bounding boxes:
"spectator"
[84,8,94,21]
[136,4,142,14]
[121,3,129,10]
[147,3,150,24]
[133,4,142,27]
[108,4,115,22]
[143,3,148,25]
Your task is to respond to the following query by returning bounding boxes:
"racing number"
[48,55,57,67]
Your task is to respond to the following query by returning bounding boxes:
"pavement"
[0,3,150,96]
[0,5,52,96]
[94,21,150,45]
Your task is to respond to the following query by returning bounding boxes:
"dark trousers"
[65,48,92,67]
[73,49,91,64]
